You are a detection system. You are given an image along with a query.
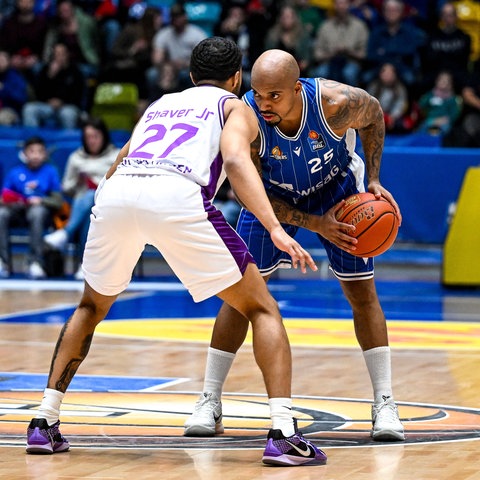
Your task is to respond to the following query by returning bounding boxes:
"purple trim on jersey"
[203,152,223,200]
[200,92,254,273]
[203,92,236,201]
[202,197,255,275]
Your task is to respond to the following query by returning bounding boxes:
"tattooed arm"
[321,79,401,222]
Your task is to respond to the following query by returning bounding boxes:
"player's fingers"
[339,222,356,235]
[290,244,317,273]
[289,250,299,270]
[379,191,402,225]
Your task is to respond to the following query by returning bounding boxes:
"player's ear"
[190,72,197,86]
[233,70,241,88]
[294,81,302,96]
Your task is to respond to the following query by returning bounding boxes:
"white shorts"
[82,174,254,302]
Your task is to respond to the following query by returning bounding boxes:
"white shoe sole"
[184,421,224,437]
[371,428,405,441]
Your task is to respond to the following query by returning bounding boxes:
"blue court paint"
[0,372,183,392]
[1,278,479,325]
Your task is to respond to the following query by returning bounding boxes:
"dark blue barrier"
[381,146,480,244]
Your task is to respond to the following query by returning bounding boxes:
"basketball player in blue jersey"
[25,38,327,467]
[185,49,405,442]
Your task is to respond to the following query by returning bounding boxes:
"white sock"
[36,388,65,426]
[269,397,295,437]
[363,346,393,404]
[203,347,235,399]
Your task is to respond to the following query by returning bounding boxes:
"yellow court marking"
[96,319,480,350]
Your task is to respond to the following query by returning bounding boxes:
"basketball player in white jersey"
[26,38,327,466]
[185,50,405,442]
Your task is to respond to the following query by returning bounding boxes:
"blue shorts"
[237,208,374,280]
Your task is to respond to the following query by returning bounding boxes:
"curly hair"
[190,37,242,83]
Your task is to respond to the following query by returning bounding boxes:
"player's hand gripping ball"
[335,192,399,257]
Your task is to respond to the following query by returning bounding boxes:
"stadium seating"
[184,2,222,36]
[91,83,139,132]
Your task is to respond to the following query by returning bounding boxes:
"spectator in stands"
[444,60,480,147]
[100,4,163,107]
[349,0,380,29]
[0,136,63,279]
[74,0,122,61]
[292,0,325,38]
[264,4,312,75]
[310,0,369,85]
[417,70,462,136]
[0,0,49,84]
[0,49,29,126]
[366,62,418,133]
[43,117,120,280]
[147,61,179,104]
[245,0,280,66]
[451,0,480,65]
[420,2,471,92]
[42,0,101,82]
[147,3,207,92]
[458,61,480,146]
[363,0,426,87]
[22,42,85,129]
[214,4,252,91]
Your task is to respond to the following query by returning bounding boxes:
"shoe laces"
[194,392,219,414]
[373,396,398,422]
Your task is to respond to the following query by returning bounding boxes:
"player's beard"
[263,113,281,127]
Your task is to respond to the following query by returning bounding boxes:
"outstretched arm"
[221,99,317,273]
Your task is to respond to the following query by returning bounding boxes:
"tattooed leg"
[46,282,118,393]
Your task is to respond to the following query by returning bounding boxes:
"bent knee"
[241,295,280,322]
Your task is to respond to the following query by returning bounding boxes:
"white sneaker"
[0,258,10,278]
[28,261,46,279]
[74,266,84,280]
[371,396,405,441]
[184,392,224,437]
[44,229,68,250]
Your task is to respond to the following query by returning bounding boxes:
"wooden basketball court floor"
[1,255,479,480]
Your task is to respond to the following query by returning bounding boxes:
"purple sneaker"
[262,421,327,467]
[26,418,70,454]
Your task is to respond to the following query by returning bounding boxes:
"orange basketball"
[335,192,399,257]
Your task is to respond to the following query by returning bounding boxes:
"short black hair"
[23,136,46,149]
[190,37,242,83]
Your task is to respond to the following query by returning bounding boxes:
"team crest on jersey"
[270,146,288,160]
[308,130,326,151]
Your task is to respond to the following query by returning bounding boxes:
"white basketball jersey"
[116,85,236,193]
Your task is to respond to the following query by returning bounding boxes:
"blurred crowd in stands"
[0,0,479,145]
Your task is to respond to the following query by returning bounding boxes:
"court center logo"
[1,387,479,449]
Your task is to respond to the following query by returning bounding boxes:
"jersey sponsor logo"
[307,130,326,151]
[270,146,288,160]
[121,158,193,175]
[293,146,302,156]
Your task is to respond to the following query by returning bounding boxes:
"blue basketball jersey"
[243,77,365,215]
[240,78,373,278]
